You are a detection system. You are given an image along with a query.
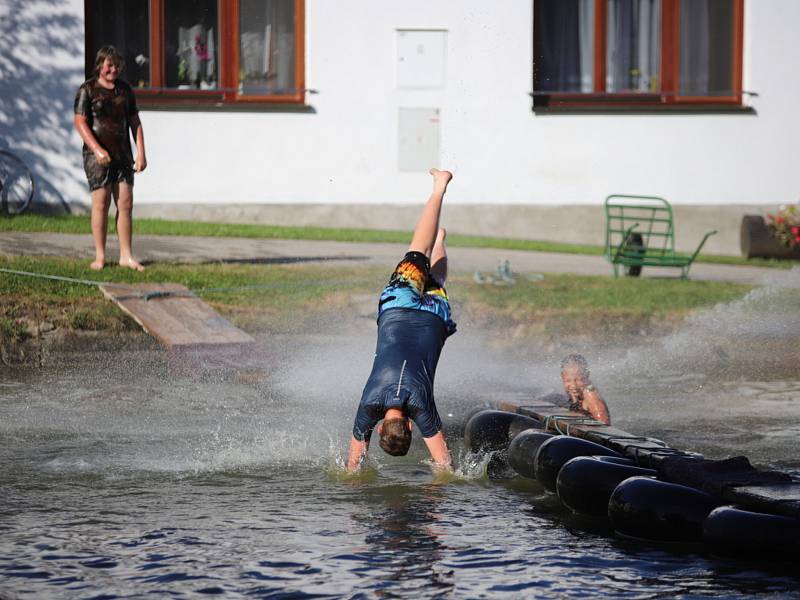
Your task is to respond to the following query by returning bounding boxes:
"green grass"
[455,272,752,337]
[0,316,30,342]
[0,254,382,334]
[2,214,792,269]
[457,273,749,316]
[0,254,378,307]
[1,254,753,339]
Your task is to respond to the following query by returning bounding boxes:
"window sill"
[138,101,316,113]
[532,101,756,115]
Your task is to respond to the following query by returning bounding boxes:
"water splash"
[3,268,798,476]
[594,267,800,465]
[606,266,800,385]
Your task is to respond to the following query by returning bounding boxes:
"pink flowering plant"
[766,204,800,249]
[194,35,209,62]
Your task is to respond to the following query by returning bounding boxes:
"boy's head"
[560,354,590,398]
[94,45,125,78]
[560,354,589,378]
[378,418,412,456]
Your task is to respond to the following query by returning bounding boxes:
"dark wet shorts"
[83,151,134,191]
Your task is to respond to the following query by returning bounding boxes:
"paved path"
[0,232,782,285]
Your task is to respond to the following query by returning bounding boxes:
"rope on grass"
[111,282,337,302]
[0,267,370,301]
[0,267,137,290]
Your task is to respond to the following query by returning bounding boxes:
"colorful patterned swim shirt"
[378,251,456,336]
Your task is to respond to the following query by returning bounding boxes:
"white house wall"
[1,0,798,215]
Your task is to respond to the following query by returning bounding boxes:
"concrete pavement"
[131,202,768,258]
[0,231,783,285]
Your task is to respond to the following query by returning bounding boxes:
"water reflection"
[351,480,453,597]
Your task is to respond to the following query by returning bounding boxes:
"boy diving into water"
[346,168,456,472]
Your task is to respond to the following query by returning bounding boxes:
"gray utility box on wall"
[398,107,441,172]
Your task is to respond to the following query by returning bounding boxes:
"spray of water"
[590,267,800,466]
[3,268,797,476]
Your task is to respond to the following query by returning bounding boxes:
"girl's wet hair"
[94,45,125,76]
[560,353,589,377]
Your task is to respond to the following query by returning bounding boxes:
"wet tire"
[485,450,517,479]
[608,476,719,542]
[463,410,542,454]
[507,430,555,479]
[442,404,490,438]
[534,436,622,493]
[556,456,657,516]
[703,506,800,556]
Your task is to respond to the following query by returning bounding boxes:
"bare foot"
[430,168,453,192]
[119,257,145,272]
[89,259,104,271]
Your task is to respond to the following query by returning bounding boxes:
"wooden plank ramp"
[100,283,268,380]
[488,395,800,519]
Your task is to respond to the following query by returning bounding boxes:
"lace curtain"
[606,0,661,93]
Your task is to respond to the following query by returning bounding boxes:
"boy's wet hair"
[94,45,125,76]
[379,418,412,456]
[560,353,590,377]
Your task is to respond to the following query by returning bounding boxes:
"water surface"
[2,272,799,598]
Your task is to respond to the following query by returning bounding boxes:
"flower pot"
[740,215,800,259]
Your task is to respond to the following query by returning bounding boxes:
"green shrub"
[70,310,92,330]
[0,317,30,342]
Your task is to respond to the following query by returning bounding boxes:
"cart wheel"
[622,233,644,277]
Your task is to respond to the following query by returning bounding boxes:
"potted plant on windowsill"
[740,204,800,259]
[177,57,191,89]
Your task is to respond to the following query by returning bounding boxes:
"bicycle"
[0,150,35,216]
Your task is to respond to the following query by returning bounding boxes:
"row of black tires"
[463,409,800,557]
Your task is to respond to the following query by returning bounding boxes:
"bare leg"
[430,227,448,285]
[408,168,453,258]
[114,182,144,271]
[90,186,112,270]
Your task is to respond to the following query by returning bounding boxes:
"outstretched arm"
[346,436,369,472]
[582,388,611,425]
[422,432,453,471]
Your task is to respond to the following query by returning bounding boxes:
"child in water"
[558,354,611,425]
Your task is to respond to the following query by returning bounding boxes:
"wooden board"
[100,283,265,379]
[490,397,628,439]
[722,484,800,520]
[100,283,254,347]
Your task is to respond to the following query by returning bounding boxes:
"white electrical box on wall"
[396,29,447,89]
[398,107,440,172]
